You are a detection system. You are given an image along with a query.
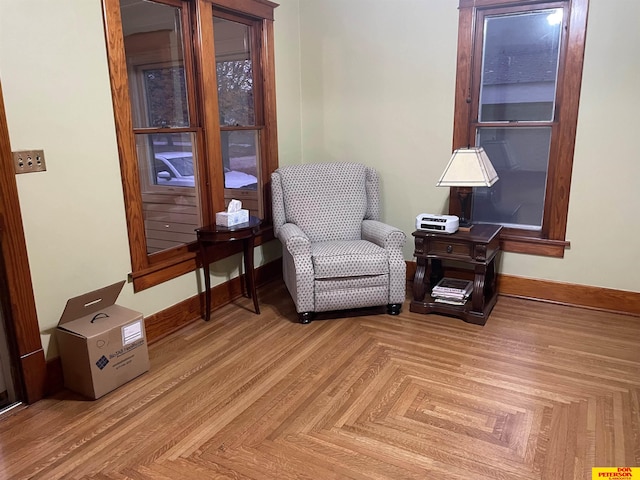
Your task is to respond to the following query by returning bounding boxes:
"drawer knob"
[447,245,453,253]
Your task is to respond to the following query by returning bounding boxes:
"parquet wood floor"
[0,280,638,479]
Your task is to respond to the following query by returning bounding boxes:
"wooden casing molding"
[495,274,640,316]
[0,81,46,404]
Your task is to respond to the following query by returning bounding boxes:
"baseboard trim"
[406,261,640,317]
[496,274,640,316]
[45,260,283,397]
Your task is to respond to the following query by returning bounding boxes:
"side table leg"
[200,242,212,321]
[471,264,487,313]
[413,256,427,302]
[243,235,260,314]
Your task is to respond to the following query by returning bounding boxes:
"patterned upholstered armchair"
[271,162,407,323]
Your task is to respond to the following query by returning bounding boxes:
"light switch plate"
[12,150,46,174]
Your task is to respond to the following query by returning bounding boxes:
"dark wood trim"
[500,233,569,258]
[102,0,150,272]
[19,350,46,403]
[261,17,279,223]
[460,0,570,8]
[496,274,640,316]
[210,0,278,20]
[103,0,280,292]
[406,260,640,317]
[451,0,589,258]
[195,0,225,222]
[44,355,64,398]
[0,80,46,404]
[545,0,589,241]
[451,2,474,151]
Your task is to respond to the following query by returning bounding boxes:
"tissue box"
[216,209,249,227]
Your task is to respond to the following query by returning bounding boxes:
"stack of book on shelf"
[431,277,473,306]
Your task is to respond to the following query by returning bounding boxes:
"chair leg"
[387,303,402,315]
[299,312,314,324]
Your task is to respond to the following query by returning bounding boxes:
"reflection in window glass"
[214,18,255,126]
[135,132,200,254]
[220,130,259,190]
[143,66,189,127]
[473,127,551,230]
[122,1,190,129]
[136,132,195,189]
[213,14,263,218]
[479,9,562,122]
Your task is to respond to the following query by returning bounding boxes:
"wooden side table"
[196,216,262,321]
[410,224,502,325]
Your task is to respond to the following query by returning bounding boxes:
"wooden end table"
[410,224,502,325]
[196,216,262,321]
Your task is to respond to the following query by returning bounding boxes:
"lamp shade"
[436,147,499,187]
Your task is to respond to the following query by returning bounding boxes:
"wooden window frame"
[452,0,589,257]
[102,0,279,291]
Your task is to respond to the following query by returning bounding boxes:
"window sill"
[499,229,569,258]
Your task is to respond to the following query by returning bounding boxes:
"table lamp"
[436,146,499,229]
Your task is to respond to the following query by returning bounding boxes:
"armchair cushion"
[277,162,372,243]
[311,240,388,279]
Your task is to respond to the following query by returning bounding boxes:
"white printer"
[415,214,459,234]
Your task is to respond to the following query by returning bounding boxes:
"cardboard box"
[215,208,249,227]
[56,281,149,399]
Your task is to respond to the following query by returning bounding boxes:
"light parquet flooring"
[0,280,639,479]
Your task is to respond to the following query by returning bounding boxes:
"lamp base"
[457,216,473,232]
[457,188,473,233]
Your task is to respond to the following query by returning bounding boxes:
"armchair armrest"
[363,220,407,305]
[277,223,312,257]
[362,220,406,250]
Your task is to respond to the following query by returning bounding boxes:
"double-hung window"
[103,0,279,290]
[452,0,588,257]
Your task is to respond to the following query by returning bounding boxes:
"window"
[103,0,279,290]
[452,0,589,257]
[214,14,264,218]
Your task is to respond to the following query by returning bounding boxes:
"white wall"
[294,0,640,292]
[0,0,637,360]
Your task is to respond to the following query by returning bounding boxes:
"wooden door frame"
[0,80,46,404]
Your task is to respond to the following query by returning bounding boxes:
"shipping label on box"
[56,281,149,400]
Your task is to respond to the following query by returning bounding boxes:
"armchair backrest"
[272,162,380,243]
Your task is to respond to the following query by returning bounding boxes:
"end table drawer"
[429,240,472,259]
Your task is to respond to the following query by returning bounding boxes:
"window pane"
[214,18,255,126]
[135,132,201,254]
[142,66,188,128]
[214,15,263,219]
[472,127,551,230]
[221,130,259,190]
[479,9,562,122]
[121,0,190,128]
